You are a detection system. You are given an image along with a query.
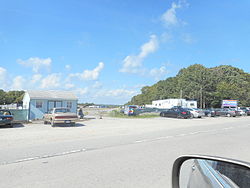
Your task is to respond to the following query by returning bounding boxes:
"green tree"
[126,64,250,108]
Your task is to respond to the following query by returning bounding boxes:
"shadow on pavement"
[52,123,86,128]
[13,123,25,128]
[0,123,25,129]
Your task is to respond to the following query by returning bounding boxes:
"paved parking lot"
[0,116,250,187]
[0,116,246,149]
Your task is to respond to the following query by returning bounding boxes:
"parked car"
[124,105,138,116]
[0,110,13,128]
[160,107,191,119]
[215,108,238,117]
[185,108,204,118]
[237,109,246,116]
[43,107,78,126]
[203,108,216,117]
[239,107,249,111]
[245,109,250,116]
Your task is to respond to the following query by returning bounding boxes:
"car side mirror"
[172,155,250,188]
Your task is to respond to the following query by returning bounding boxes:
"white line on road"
[1,125,249,166]
[134,125,249,144]
[0,148,87,166]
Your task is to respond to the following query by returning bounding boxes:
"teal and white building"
[23,90,78,120]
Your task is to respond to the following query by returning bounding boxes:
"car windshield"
[54,108,70,113]
[129,106,137,109]
[0,111,11,115]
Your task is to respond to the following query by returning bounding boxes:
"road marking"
[134,125,250,144]
[2,125,249,166]
[135,140,147,143]
[0,148,86,166]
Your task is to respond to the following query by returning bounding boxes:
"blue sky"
[1,0,250,104]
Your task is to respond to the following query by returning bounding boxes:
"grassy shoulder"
[108,110,159,119]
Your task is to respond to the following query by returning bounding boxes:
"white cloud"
[161,0,188,27]
[0,67,7,83]
[65,65,71,70]
[161,32,172,43]
[0,67,8,89]
[17,57,52,73]
[70,62,104,81]
[120,56,143,74]
[120,35,158,74]
[65,83,75,89]
[71,86,140,104]
[139,35,159,58]
[149,66,168,81]
[92,81,102,89]
[181,33,195,44]
[74,88,89,96]
[40,73,61,89]
[96,89,138,99]
[11,76,25,90]
[31,74,42,84]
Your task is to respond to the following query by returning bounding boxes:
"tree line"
[0,90,25,105]
[127,64,250,108]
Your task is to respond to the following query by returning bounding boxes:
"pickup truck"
[43,107,78,126]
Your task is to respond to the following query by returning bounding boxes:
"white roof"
[26,90,78,100]
[153,99,186,102]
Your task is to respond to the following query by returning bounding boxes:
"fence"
[8,109,28,122]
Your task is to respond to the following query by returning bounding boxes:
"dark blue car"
[160,106,191,119]
[0,110,13,128]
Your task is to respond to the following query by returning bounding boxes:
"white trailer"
[152,99,186,109]
[185,100,197,108]
[152,99,197,109]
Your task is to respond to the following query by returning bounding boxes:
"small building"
[23,90,78,120]
[151,99,197,109]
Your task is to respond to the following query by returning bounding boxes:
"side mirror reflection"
[172,155,250,188]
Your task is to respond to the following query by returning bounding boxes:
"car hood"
[54,112,77,116]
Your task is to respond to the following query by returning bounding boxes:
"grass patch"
[108,110,159,119]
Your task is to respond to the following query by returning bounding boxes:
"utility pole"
[180,89,183,99]
[200,87,202,109]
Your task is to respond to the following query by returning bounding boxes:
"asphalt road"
[0,116,250,188]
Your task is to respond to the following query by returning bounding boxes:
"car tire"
[207,113,212,117]
[190,114,194,119]
[7,123,13,128]
[160,112,164,117]
[226,113,231,117]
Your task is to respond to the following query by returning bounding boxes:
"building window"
[67,101,72,109]
[36,101,43,108]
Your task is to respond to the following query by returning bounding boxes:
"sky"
[1,0,250,104]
